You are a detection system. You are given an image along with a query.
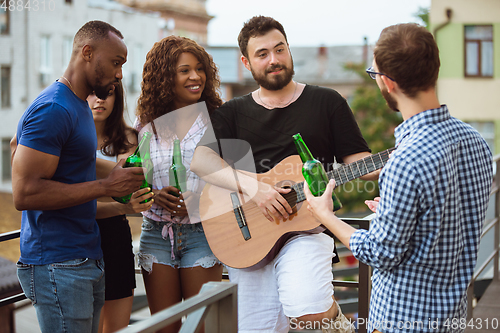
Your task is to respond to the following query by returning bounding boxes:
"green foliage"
[414,7,430,29]
[335,62,402,214]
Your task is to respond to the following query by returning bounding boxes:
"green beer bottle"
[113,131,153,204]
[169,139,187,195]
[292,133,342,211]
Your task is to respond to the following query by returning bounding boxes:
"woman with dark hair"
[135,36,223,333]
[89,81,153,333]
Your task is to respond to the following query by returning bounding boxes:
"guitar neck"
[328,147,395,186]
[292,147,395,203]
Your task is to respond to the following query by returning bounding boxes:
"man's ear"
[381,75,395,93]
[81,44,93,62]
[241,55,251,71]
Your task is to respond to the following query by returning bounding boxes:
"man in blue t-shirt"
[12,21,145,333]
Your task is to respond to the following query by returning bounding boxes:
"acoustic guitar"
[199,148,395,268]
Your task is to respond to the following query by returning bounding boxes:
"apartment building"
[431,0,500,155]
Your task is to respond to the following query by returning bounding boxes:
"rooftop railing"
[1,153,498,331]
[467,152,500,318]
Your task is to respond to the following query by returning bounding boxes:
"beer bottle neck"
[292,134,314,163]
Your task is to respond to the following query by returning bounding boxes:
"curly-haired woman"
[134,36,223,333]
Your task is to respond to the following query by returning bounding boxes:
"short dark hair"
[374,23,440,97]
[238,16,288,58]
[74,20,123,46]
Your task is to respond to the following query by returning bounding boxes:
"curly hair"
[238,16,288,59]
[136,36,222,127]
[100,81,137,156]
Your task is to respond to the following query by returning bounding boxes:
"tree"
[335,7,429,215]
[414,7,430,29]
[335,62,402,214]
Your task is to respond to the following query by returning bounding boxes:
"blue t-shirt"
[16,81,102,265]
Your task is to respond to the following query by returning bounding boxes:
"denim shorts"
[17,258,105,333]
[137,217,219,271]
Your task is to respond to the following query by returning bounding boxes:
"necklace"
[258,82,297,109]
[60,76,75,94]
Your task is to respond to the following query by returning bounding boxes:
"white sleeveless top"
[96,149,117,162]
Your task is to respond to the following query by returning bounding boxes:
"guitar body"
[199,147,394,269]
[199,155,320,269]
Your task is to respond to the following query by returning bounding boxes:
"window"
[62,37,73,73]
[464,25,493,77]
[2,138,11,181]
[0,7,8,35]
[1,66,11,108]
[40,36,52,87]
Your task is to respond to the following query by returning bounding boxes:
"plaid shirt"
[135,112,208,225]
[350,105,493,333]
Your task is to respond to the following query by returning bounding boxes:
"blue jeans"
[17,258,105,333]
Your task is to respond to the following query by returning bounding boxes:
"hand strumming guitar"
[249,181,293,222]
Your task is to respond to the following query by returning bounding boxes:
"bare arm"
[96,187,153,219]
[10,134,17,165]
[12,144,145,211]
[96,159,118,180]
[304,179,356,249]
[342,151,380,181]
[191,145,292,221]
[96,129,138,179]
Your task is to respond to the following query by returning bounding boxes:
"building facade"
[431,0,500,154]
[0,0,370,193]
[209,44,370,103]
[117,0,212,45]
[0,0,162,192]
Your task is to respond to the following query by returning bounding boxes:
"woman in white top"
[134,36,223,333]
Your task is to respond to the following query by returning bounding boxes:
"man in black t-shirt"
[191,16,377,333]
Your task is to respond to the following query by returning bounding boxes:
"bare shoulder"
[124,127,138,145]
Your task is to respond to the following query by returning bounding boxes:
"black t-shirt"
[202,84,370,173]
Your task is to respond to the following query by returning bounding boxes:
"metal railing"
[123,218,372,333]
[467,153,500,319]
[0,218,372,332]
[332,218,371,333]
[3,153,499,330]
[0,230,24,307]
[117,282,238,333]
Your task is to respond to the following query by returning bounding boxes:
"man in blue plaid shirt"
[305,23,493,333]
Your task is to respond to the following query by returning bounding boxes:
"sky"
[206,0,431,46]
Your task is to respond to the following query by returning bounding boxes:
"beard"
[250,58,295,91]
[93,62,116,100]
[94,84,112,100]
[381,86,399,112]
